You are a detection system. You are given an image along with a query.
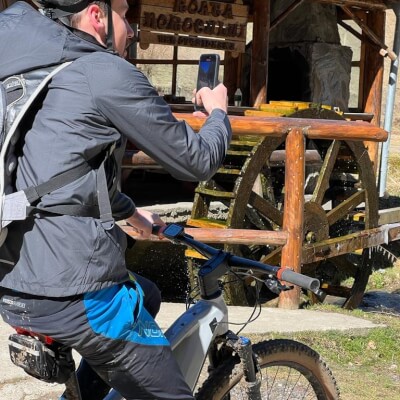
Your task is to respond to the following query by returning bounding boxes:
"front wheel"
[196,339,340,400]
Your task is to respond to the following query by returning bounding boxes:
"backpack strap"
[0,83,6,145]
[96,145,116,230]
[25,145,116,230]
[1,61,116,231]
[0,62,72,161]
[23,161,95,204]
[3,146,116,230]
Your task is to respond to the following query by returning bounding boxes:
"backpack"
[0,63,114,247]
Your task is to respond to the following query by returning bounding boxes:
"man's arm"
[91,57,232,182]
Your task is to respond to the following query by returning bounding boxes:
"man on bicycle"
[0,0,231,398]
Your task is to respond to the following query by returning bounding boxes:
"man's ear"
[87,4,106,33]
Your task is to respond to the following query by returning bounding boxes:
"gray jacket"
[0,2,231,297]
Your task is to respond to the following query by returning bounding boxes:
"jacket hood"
[0,1,109,80]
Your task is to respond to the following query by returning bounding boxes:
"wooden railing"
[121,114,388,308]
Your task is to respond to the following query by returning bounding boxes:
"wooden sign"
[139,0,249,52]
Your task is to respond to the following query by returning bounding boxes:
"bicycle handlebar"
[155,224,320,294]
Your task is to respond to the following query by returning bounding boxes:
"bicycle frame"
[166,295,229,390]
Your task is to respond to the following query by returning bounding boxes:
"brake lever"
[265,278,293,295]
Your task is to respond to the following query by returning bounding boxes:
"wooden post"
[0,0,9,11]
[359,10,385,172]
[223,51,240,106]
[250,0,270,106]
[278,128,305,309]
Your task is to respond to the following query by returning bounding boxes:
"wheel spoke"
[326,189,366,226]
[248,191,284,227]
[197,340,339,399]
[311,140,341,205]
[260,247,282,265]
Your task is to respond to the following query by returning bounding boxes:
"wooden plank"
[140,4,248,24]
[140,0,248,17]
[302,223,400,263]
[279,128,305,309]
[313,0,387,11]
[139,12,247,40]
[120,223,289,245]
[195,188,236,198]
[139,0,249,52]
[186,218,227,228]
[173,113,388,142]
[140,31,245,52]
[216,168,241,175]
[269,149,322,166]
[378,207,400,225]
[244,110,286,117]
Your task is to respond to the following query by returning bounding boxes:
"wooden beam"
[123,149,322,169]
[358,9,386,171]
[120,220,400,260]
[223,51,240,106]
[250,0,270,106]
[313,0,387,11]
[120,224,288,246]
[0,0,13,11]
[378,207,400,225]
[173,114,388,142]
[341,6,396,60]
[270,0,306,31]
[302,223,400,263]
[279,128,305,309]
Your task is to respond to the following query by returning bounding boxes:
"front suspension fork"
[223,331,262,400]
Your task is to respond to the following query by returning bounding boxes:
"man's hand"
[192,83,228,117]
[125,209,165,239]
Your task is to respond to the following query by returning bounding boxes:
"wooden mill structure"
[2,0,400,309]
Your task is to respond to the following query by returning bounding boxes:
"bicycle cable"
[220,270,265,335]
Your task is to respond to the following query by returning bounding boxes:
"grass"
[386,152,400,196]
[250,306,400,399]
[249,259,400,399]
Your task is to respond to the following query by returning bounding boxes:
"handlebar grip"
[279,268,320,292]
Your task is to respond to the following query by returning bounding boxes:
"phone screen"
[197,55,219,91]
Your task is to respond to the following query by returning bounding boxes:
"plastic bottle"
[234,88,242,107]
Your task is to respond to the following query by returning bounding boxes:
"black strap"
[97,159,114,230]
[105,0,114,51]
[22,147,116,229]
[27,204,98,218]
[23,162,93,204]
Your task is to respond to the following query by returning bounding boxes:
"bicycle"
[8,223,340,399]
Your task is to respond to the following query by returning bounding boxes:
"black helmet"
[33,0,90,16]
[34,0,114,51]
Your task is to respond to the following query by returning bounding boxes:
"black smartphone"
[195,54,220,111]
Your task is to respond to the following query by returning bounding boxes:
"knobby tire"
[195,339,340,400]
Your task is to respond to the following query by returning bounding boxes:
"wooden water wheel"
[187,108,379,309]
